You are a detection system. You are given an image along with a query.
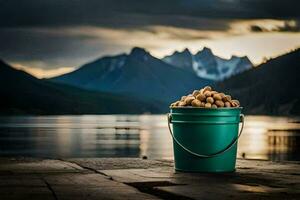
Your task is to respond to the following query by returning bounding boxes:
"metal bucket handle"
[167,113,245,158]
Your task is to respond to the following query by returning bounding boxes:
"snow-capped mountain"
[163,47,253,81]
[50,47,211,104]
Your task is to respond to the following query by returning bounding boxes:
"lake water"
[0,115,299,161]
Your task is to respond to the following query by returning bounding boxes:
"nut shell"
[205,102,212,108]
[196,94,206,101]
[210,91,218,95]
[224,101,231,107]
[192,90,200,97]
[204,91,212,97]
[191,99,201,107]
[215,100,225,107]
[172,86,240,108]
[231,100,240,107]
[184,96,195,105]
[206,97,214,104]
[211,104,218,108]
[222,95,231,101]
[178,101,187,107]
[213,94,222,101]
[203,86,212,93]
[170,101,180,107]
[232,99,240,105]
[219,93,225,98]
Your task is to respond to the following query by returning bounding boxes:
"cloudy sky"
[1,0,300,78]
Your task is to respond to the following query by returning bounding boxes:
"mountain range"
[1,46,299,115]
[216,48,300,115]
[50,47,212,104]
[0,60,163,115]
[163,47,253,81]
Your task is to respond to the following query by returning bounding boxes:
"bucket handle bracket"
[167,113,245,158]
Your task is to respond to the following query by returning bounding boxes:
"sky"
[1,0,300,78]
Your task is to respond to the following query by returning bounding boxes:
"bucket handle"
[167,113,245,158]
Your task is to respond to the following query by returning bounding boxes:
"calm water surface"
[0,115,299,161]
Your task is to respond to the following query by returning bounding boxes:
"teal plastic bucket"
[168,107,244,172]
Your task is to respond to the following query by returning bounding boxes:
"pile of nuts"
[170,86,240,108]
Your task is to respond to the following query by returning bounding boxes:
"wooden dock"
[0,157,299,199]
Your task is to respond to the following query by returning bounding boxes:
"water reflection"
[0,115,299,161]
[237,116,300,161]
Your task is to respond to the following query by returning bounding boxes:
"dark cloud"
[245,0,300,19]
[250,25,264,32]
[0,0,300,29]
[0,27,130,69]
[249,20,300,32]
[162,32,209,41]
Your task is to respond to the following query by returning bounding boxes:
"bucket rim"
[170,107,243,110]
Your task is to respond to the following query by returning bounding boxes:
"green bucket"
[168,107,244,173]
